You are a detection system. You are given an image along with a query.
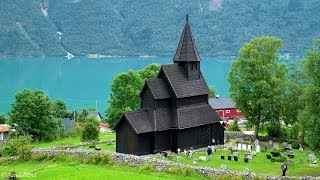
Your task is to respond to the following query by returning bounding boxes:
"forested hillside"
[1,0,319,57]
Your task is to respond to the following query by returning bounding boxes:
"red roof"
[99,123,109,128]
[0,125,9,132]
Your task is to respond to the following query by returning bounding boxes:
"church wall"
[141,87,155,109]
[177,95,208,107]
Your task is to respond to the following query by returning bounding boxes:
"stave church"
[113,15,224,155]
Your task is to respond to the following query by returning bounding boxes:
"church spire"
[173,14,200,63]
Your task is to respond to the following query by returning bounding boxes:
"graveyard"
[155,138,320,176]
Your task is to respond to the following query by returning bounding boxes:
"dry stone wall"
[31,149,319,180]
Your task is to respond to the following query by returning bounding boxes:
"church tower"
[173,14,201,80]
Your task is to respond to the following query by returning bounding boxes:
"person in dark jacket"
[281,161,288,176]
[207,146,212,161]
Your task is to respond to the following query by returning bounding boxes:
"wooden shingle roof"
[146,78,171,99]
[113,109,154,134]
[177,104,220,129]
[161,64,209,98]
[173,14,201,63]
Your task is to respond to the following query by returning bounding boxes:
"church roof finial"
[186,14,189,23]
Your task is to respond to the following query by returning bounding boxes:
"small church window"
[195,63,198,70]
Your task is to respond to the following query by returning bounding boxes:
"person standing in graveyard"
[281,161,288,176]
[207,146,212,161]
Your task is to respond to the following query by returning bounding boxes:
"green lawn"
[159,148,320,177]
[33,133,115,149]
[0,161,207,180]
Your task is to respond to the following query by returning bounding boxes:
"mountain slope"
[1,0,319,57]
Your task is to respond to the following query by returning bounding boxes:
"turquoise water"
[0,56,238,116]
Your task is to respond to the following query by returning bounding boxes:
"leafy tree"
[228,120,241,132]
[227,36,287,138]
[81,117,99,142]
[282,61,307,125]
[138,63,160,80]
[298,40,320,154]
[9,89,61,141]
[0,114,6,124]
[0,135,32,160]
[52,100,67,118]
[209,86,216,98]
[106,64,160,127]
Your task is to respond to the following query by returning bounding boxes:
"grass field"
[33,133,115,149]
[0,161,208,180]
[159,148,320,177]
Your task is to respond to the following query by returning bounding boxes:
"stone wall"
[224,132,295,143]
[31,149,319,180]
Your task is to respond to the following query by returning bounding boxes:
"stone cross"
[220,164,227,170]
[177,148,181,154]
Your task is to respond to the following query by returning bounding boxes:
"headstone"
[229,142,233,149]
[193,159,197,165]
[212,138,216,145]
[245,153,253,159]
[299,145,304,152]
[188,151,193,159]
[243,168,250,175]
[287,160,294,166]
[256,145,261,153]
[184,149,187,155]
[238,143,242,150]
[242,144,247,151]
[273,143,279,150]
[308,154,316,162]
[282,142,288,147]
[176,156,181,163]
[299,158,304,164]
[248,145,252,152]
[199,156,206,161]
[212,145,216,153]
[269,140,273,146]
[233,151,239,157]
[220,164,227,170]
[177,148,181,154]
[255,139,259,147]
[288,144,292,150]
[252,151,257,156]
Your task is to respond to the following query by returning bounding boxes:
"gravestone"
[245,153,253,159]
[238,143,242,150]
[255,139,259,147]
[193,159,197,165]
[212,145,216,153]
[177,148,181,154]
[256,145,261,153]
[299,145,304,152]
[199,156,206,161]
[287,160,294,166]
[229,142,233,149]
[243,168,250,175]
[252,151,257,156]
[288,144,292,150]
[176,156,181,163]
[288,151,294,159]
[308,154,316,162]
[233,151,239,157]
[242,144,247,151]
[184,149,187,155]
[282,142,288,147]
[220,164,227,170]
[269,140,273,146]
[273,143,279,150]
[299,158,304,164]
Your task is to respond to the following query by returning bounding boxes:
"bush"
[275,156,287,162]
[86,154,113,165]
[32,153,48,162]
[289,123,300,140]
[292,141,300,149]
[266,125,282,137]
[0,136,32,160]
[266,154,271,159]
[270,151,281,157]
[81,117,100,142]
[228,120,241,132]
[139,163,156,171]
[88,145,96,148]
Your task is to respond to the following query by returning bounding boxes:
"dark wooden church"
[114,15,224,155]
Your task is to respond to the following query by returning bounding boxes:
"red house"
[209,97,243,120]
